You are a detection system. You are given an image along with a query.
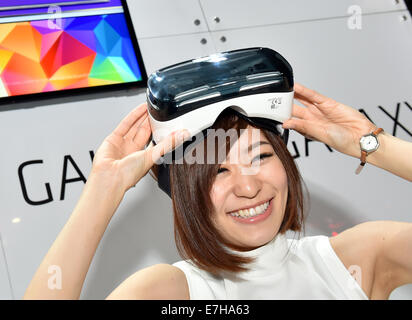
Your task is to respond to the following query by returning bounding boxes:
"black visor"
[147,47,294,122]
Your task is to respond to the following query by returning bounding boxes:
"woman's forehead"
[220,127,272,163]
[234,125,269,147]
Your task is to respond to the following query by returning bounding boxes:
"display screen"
[0,0,147,103]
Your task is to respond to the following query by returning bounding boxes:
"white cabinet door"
[200,0,407,31]
[139,32,216,75]
[127,0,209,38]
[210,11,412,104]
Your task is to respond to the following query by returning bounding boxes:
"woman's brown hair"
[151,108,309,276]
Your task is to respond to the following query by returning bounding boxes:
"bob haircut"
[151,108,309,276]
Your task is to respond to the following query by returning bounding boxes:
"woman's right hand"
[90,102,190,193]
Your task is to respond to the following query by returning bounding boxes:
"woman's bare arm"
[283,83,412,182]
[23,103,190,299]
[23,173,124,299]
[365,131,412,182]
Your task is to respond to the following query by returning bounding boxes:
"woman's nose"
[231,168,262,198]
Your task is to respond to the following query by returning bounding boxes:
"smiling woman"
[150,108,309,276]
[22,40,412,299]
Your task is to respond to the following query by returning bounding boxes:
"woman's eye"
[217,167,228,174]
[252,153,273,163]
[217,153,273,174]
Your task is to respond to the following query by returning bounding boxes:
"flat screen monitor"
[0,0,147,105]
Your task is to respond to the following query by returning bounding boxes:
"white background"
[0,0,411,299]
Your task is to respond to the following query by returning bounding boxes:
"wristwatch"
[355,127,384,174]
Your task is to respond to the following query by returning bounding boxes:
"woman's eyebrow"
[246,141,271,153]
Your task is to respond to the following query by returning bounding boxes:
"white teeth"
[230,200,270,218]
[255,205,264,214]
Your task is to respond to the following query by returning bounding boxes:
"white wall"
[0,0,411,299]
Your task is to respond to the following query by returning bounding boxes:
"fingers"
[282,103,307,129]
[132,116,153,150]
[295,96,314,109]
[282,118,325,142]
[144,129,191,171]
[294,83,340,116]
[124,112,149,141]
[294,97,326,118]
[294,82,329,105]
[291,103,307,119]
[113,103,148,137]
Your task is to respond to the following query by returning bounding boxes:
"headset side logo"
[268,97,282,109]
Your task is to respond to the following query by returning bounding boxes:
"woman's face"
[210,125,288,249]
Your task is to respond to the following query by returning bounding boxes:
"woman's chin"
[228,229,279,249]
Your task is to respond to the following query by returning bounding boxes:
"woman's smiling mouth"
[227,197,274,223]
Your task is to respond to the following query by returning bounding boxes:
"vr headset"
[146,47,294,198]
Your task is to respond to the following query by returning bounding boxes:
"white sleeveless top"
[172,234,369,300]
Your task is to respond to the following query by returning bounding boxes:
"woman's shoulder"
[140,263,190,299]
[106,263,189,299]
[286,222,382,252]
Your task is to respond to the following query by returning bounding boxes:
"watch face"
[360,134,378,151]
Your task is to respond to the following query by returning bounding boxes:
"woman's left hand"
[282,82,378,158]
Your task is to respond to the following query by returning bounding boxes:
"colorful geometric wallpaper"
[0,13,142,98]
